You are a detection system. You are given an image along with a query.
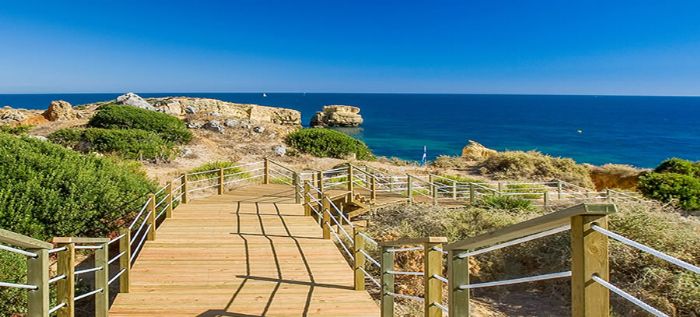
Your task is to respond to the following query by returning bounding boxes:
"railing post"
[95,241,109,317]
[571,214,610,317]
[56,243,75,317]
[347,164,354,196]
[605,189,611,202]
[322,195,330,239]
[452,180,457,200]
[293,172,301,204]
[27,248,50,317]
[166,181,174,218]
[543,191,549,210]
[448,250,470,317]
[119,228,131,293]
[182,174,189,204]
[407,175,413,203]
[497,182,503,194]
[557,180,563,200]
[469,183,475,204]
[218,168,225,195]
[147,193,156,241]
[263,158,270,184]
[317,171,324,195]
[370,176,377,201]
[425,242,444,317]
[353,227,365,291]
[380,245,395,317]
[303,182,311,216]
[429,175,438,205]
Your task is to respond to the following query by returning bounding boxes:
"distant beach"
[2,93,698,167]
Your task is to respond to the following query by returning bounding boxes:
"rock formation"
[148,97,301,126]
[42,100,76,121]
[116,92,156,111]
[310,105,363,127]
[588,164,642,191]
[461,140,497,161]
[0,106,30,124]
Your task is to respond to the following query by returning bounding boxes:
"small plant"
[188,161,250,181]
[477,195,536,211]
[88,104,192,144]
[49,128,175,161]
[0,125,32,135]
[285,128,374,160]
[502,183,548,199]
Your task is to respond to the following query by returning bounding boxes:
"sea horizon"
[2,92,699,168]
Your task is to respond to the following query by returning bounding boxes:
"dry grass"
[477,150,594,188]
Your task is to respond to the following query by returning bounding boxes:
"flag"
[421,146,427,166]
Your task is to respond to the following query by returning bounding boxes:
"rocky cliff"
[310,105,363,127]
[148,97,301,126]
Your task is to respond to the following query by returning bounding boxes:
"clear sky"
[1,0,699,95]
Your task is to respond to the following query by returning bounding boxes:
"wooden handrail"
[380,237,448,246]
[445,203,617,251]
[0,228,53,249]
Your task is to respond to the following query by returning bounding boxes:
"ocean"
[2,93,699,168]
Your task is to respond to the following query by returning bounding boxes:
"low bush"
[477,150,594,188]
[88,104,192,143]
[639,169,700,211]
[0,125,32,135]
[477,195,536,211]
[285,128,373,160]
[0,252,27,313]
[188,161,250,181]
[653,158,700,177]
[49,128,175,161]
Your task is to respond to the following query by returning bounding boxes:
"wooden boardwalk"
[109,184,378,317]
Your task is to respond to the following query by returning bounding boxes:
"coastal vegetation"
[477,151,594,188]
[285,128,373,160]
[48,128,175,161]
[365,200,700,315]
[0,132,158,312]
[0,124,31,135]
[188,161,250,181]
[639,158,700,210]
[88,104,192,143]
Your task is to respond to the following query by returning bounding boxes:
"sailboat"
[262,93,268,97]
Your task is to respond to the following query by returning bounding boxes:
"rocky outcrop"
[310,105,363,127]
[42,100,76,121]
[461,140,496,161]
[148,97,301,126]
[588,164,642,191]
[116,92,155,111]
[0,106,30,124]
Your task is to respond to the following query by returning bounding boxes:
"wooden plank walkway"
[109,184,378,317]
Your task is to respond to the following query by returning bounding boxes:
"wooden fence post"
[448,250,470,317]
[353,228,366,291]
[182,174,189,204]
[166,181,173,218]
[543,191,549,210]
[293,172,301,204]
[407,175,413,203]
[370,176,377,201]
[147,193,156,241]
[317,171,324,194]
[95,241,109,317]
[304,182,311,216]
[263,158,270,184]
[571,214,610,317]
[322,195,330,239]
[380,246,395,317]
[56,243,75,317]
[469,183,475,205]
[557,180,563,200]
[218,168,225,195]
[429,175,438,205]
[119,228,131,293]
[452,180,457,200]
[27,248,50,317]
[425,242,444,317]
[497,182,503,194]
[347,164,354,196]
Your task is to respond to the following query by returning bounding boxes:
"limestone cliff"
[310,105,363,127]
[148,97,301,126]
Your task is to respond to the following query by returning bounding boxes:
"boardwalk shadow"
[197,201,346,317]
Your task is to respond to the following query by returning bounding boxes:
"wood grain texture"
[109,184,378,317]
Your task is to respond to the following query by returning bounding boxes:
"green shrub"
[654,158,700,177]
[0,133,158,240]
[0,125,32,135]
[639,171,700,211]
[477,150,594,188]
[285,128,373,160]
[477,195,536,211]
[188,161,250,181]
[49,128,175,161]
[88,104,192,143]
[0,252,28,313]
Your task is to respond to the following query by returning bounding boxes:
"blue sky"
[1,1,699,95]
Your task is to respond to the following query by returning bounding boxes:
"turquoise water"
[2,93,699,167]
